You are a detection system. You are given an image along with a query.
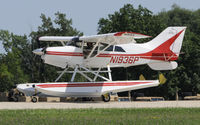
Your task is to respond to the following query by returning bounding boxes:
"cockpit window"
[114,46,125,52]
[66,41,75,46]
[105,45,114,51]
[66,41,81,48]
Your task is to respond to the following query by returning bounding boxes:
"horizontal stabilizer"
[148,61,178,70]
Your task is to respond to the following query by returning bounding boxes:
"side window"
[66,41,81,48]
[105,45,114,51]
[114,46,125,52]
[66,41,75,46]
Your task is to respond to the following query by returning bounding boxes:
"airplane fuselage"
[33,27,186,70]
[42,42,177,69]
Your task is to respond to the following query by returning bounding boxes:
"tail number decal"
[110,56,139,64]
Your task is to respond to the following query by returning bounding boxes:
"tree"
[98,4,166,36]
[157,5,200,99]
[0,63,13,92]
[0,30,30,91]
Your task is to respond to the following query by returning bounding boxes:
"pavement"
[0,101,200,109]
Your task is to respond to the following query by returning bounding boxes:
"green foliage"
[0,31,30,91]
[0,108,200,124]
[98,4,166,36]
[157,5,200,98]
[0,64,13,92]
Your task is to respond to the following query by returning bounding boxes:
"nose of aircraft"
[17,83,36,97]
[16,84,25,93]
[32,48,44,55]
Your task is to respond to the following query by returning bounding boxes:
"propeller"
[33,37,48,56]
[33,36,47,83]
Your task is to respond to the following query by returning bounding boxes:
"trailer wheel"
[102,94,110,102]
[31,97,37,103]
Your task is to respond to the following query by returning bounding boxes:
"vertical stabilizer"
[147,27,186,57]
[147,27,186,70]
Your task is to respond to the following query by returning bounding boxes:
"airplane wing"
[79,32,151,44]
[39,32,151,45]
[39,36,74,41]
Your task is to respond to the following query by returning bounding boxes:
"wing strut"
[107,65,112,81]
[87,42,99,59]
[55,67,69,82]
[71,65,78,82]
[55,65,112,82]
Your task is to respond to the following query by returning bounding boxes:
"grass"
[0,108,200,125]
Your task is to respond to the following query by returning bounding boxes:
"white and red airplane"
[17,26,186,102]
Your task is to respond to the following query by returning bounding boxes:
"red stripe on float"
[37,82,152,88]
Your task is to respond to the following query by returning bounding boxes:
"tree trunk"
[175,88,179,100]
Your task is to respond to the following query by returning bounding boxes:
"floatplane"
[17,27,186,102]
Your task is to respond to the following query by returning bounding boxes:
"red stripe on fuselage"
[46,51,83,56]
[37,82,152,88]
[97,54,177,61]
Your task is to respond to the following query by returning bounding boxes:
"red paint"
[46,51,83,57]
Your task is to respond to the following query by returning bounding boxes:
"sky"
[0,0,200,53]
